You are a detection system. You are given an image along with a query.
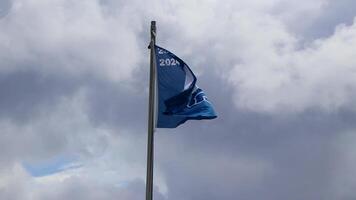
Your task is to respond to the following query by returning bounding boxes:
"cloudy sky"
[1,0,356,199]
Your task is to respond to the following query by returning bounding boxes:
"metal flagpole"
[146,20,156,200]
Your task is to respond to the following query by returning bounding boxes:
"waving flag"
[155,45,217,128]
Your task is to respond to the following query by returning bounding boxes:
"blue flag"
[155,45,217,128]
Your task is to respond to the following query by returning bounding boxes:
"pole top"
[151,21,156,33]
[148,21,156,49]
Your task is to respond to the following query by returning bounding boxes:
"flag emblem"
[155,45,217,128]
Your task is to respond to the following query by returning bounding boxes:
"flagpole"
[146,20,156,200]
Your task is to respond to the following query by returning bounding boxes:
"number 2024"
[159,58,180,66]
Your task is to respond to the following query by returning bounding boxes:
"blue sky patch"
[23,154,82,177]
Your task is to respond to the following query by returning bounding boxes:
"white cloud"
[111,0,355,113]
[0,164,31,200]
[2,0,354,113]
[0,163,162,200]
[228,18,356,113]
[0,0,142,81]
[0,88,166,199]
[145,0,356,113]
[1,0,356,199]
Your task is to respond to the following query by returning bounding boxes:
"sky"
[1,0,356,199]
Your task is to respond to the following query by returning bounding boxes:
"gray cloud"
[31,179,157,200]
[0,70,80,122]
[298,0,356,40]
[1,0,356,199]
[155,76,356,199]
[0,0,11,18]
